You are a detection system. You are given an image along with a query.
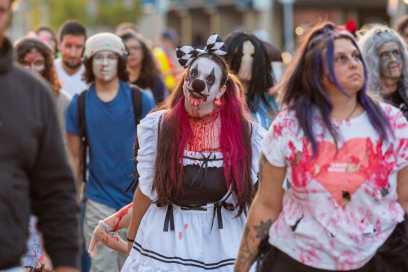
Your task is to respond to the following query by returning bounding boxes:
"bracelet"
[127,237,135,242]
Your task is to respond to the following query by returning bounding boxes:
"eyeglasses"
[334,52,362,66]
[379,49,401,61]
[127,46,142,54]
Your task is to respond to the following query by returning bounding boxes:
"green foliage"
[30,0,142,30]
[94,0,142,27]
[48,0,88,28]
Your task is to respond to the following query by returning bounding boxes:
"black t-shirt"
[132,75,167,104]
[384,84,408,120]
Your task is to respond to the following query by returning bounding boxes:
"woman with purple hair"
[235,22,408,272]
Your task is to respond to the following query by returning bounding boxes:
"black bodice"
[171,164,228,206]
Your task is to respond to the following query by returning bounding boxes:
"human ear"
[217,84,227,98]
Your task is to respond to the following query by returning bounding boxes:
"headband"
[176,34,227,68]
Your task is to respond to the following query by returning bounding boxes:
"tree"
[94,0,142,28]
[29,0,142,30]
[48,0,89,29]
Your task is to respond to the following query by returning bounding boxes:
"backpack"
[77,85,143,188]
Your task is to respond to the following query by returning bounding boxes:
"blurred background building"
[8,0,408,61]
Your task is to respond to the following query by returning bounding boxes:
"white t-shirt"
[54,58,88,98]
[262,103,408,270]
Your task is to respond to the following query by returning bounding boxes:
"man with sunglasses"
[0,0,79,271]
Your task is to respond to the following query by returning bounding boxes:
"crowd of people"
[3,0,408,271]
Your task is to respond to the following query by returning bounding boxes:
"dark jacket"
[385,82,408,119]
[132,75,167,104]
[0,38,79,269]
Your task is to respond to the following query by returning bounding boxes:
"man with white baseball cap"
[65,32,155,272]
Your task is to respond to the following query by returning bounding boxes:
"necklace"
[344,101,358,121]
[332,100,359,123]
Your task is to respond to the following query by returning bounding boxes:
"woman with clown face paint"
[88,34,264,272]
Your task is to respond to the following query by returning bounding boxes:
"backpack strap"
[127,85,144,192]
[77,90,88,183]
[130,85,143,125]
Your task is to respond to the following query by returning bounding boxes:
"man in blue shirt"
[65,33,155,272]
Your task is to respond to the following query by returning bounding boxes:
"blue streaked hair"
[275,22,393,155]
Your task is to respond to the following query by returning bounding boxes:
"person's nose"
[191,79,206,93]
[68,47,77,57]
[349,57,359,69]
[390,53,397,62]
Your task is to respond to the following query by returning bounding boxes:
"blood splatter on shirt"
[261,103,408,270]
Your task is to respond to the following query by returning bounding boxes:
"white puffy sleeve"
[136,110,166,201]
[261,110,294,168]
[250,122,266,184]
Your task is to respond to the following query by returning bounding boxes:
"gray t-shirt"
[55,90,71,131]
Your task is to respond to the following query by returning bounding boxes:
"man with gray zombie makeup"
[84,34,264,272]
[65,33,155,272]
[358,25,408,270]
[359,26,408,118]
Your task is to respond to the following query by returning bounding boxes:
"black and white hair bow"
[176,34,227,68]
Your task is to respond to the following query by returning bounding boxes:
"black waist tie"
[162,201,235,232]
[163,204,175,232]
[211,201,235,230]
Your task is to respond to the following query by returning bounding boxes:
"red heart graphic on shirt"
[289,137,397,207]
[311,139,372,206]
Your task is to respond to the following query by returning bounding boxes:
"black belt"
[163,202,235,232]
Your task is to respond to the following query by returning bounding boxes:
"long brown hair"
[15,38,61,96]
[152,54,253,213]
[119,32,161,90]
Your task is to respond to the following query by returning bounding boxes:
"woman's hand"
[88,221,128,256]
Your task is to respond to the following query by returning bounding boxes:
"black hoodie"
[0,38,79,269]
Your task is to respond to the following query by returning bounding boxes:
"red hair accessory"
[345,19,357,36]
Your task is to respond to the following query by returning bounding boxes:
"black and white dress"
[121,110,264,272]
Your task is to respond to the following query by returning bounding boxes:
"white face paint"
[22,49,46,75]
[238,40,255,82]
[92,50,119,82]
[183,57,225,117]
